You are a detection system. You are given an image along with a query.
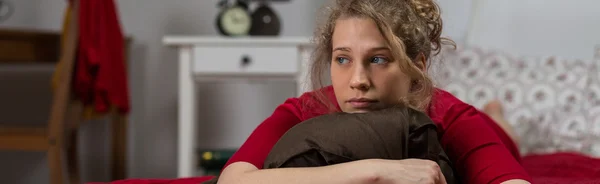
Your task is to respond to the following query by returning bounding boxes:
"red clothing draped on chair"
[75,0,129,115]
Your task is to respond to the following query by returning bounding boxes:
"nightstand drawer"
[193,46,298,76]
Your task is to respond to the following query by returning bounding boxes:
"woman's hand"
[217,159,447,184]
[360,159,447,184]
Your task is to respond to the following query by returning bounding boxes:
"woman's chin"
[343,107,379,113]
[346,109,370,113]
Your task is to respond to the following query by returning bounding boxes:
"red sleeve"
[440,103,532,184]
[222,98,303,169]
[479,112,522,163]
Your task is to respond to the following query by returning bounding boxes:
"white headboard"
[465,0,600,60]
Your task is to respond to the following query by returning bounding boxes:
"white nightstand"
[163,36,314,177]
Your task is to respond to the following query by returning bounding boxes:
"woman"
[216,0,532,183]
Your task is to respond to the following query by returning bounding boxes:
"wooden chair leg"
[66,130,80,184]
[48,145,64,184]
[111,114,127,180]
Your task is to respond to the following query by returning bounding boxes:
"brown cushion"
[263,105,457,184]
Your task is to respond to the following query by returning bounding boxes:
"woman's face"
[330,17,413,113]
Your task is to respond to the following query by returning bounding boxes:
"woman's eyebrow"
[369,46,390,52]
[333,47,351,52]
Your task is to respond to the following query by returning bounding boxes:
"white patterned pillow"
[431,46,593,155]
[582,45,600,157]
[518,108,590,155]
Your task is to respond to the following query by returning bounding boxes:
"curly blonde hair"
[309,0,455,112]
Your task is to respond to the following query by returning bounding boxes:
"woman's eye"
[336,57,350,64]
[371,57,388,64]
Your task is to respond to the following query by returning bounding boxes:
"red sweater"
[224,86,532,184]
[75,0,129,114]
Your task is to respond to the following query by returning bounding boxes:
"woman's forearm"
[501,179,531,184]
[217,161,376,184]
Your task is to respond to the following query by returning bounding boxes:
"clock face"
[220,6,252,36]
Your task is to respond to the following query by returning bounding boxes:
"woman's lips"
[347,98,378,109]
[349,101,376,108]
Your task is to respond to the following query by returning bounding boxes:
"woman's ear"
[414,53,427,71]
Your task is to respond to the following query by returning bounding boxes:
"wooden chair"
[0,2,81,182]
[0,1,129,183]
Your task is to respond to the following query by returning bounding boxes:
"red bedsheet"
[100,152,600,184]
[522,152,600,184]
[93,176,215,184]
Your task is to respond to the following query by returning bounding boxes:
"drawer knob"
[241,55,252,66]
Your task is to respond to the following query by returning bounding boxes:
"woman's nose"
[349,65,371,90]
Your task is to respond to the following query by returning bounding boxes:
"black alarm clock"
[216,0,252,36]
[249,2,281,36]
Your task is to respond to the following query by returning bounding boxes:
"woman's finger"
[437,167,447,184]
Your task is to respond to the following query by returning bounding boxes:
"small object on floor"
[197,148,237,176]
